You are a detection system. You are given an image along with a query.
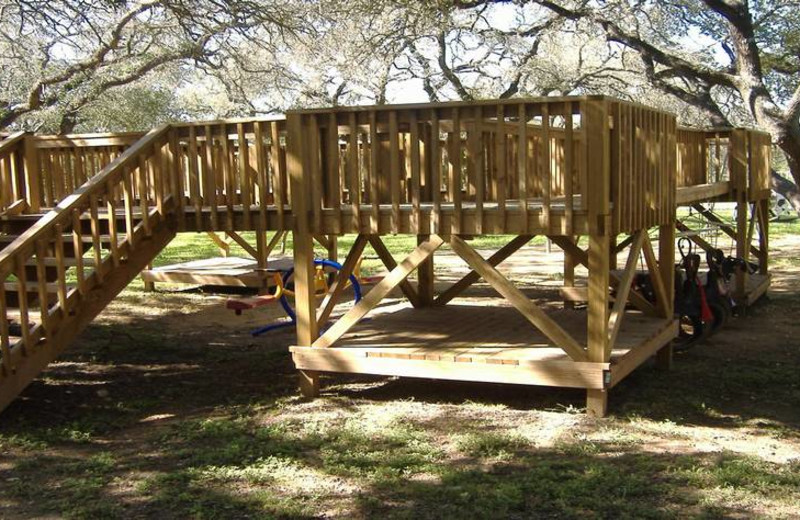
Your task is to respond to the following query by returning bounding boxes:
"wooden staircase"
[0,126,179,412]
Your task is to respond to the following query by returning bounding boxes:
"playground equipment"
[225,258,367,336]
[0,96,771,416]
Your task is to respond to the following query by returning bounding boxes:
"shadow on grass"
[3,408,798,518]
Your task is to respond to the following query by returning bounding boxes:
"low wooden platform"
[292,301,677,391]
[140,256,294,289]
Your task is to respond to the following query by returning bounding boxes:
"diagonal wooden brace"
[316,234,368,327]
[435,235,534,306]
[450,235,588,362]
[368,235,422,308]
[312,235,444,348]
[607,230,645,348]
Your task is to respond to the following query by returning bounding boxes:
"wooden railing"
[169,118,288,231]
[676,127,771,202]
[610,100,677,233]
[677,128,731,187]
[0,132,28,215]
[287,96,676,236]
[0,125,177,379]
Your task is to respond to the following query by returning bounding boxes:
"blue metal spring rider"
[226,259,364,336]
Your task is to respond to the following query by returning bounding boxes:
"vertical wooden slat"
[34,240,50,341]
[137,154,151,235]
[564,102,574,235]
[450,107,462,234]
[410,110,422,234]
[168,130,184,231]
[327,112,342,234]
[518,103,529,234]
[0,282,11,372]
[15,257,31,352]
[468,108,483,234]
[431,110,441,233]
[348,113,360,232]
[495,105,506,230]
[369,111,380,233]
[185,127,201,229]
[23,136,41,212]
[221,125,234,231]
[254,122,268,232]
[89,196,103,282]
[389,110,401,234]
[269,122,284,230]
[53,222,68,313]
[72,209,86,295]
[204,125,218,230]
[106,180,120,266]
[541,104,551,232]
[122,167,136,248]
[237,123,252,229]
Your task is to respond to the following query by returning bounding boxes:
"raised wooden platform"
[140,256,294,289]
[292,301,677,391]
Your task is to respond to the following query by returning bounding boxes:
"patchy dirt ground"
[0,231,799,519]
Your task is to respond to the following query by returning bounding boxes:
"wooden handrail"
[0,124,171,277]
[0,131,27,152]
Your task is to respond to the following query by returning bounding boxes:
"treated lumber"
[607,230,645,348]
[435,234,534,305]
[367,235,422,308]
[449,235,587,362]
[316,234,368,326]
[312,235,444,349]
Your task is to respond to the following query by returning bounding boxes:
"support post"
[656,223,676,370]
[288,113,320,397]
[416,234,435,306]
[563,236,576,310]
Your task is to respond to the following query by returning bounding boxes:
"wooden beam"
[367,235,422,308]
[607,230,645,348]
[312,235,444,348]
[435,234,534,305]
[226,230,258,259]
[641,235,670,319]
[587,223,610,363]
[449,235,588,362]
[416,234,435,306]
[316,234,368,327]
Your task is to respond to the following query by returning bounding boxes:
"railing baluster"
[495,105,506,230]
[122,167,136,248]
[237,123,252,229]
[107,180,121,266]
[54,223,68,311]
[269,122,284,230]
[0,282,11,374]
[369,111,380,233]
[450,107,462,235]
[254,122,268,232]
[327,113,342,234]
[410,110,422,234]
[14,257,31,353]
[431,110,441,233]
[72,209,86,295]
[138,155,151,236]
[204,125,218,230]
[348,113,360,232]
[564,102,574,235]
[518,103,529,234]
[187,126,201,229]
[34,240,50,341]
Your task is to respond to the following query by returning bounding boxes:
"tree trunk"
[770,169,800,216]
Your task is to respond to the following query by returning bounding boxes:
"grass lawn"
[0,218,799,519]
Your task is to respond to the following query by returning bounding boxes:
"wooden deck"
[292,301,677,390]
